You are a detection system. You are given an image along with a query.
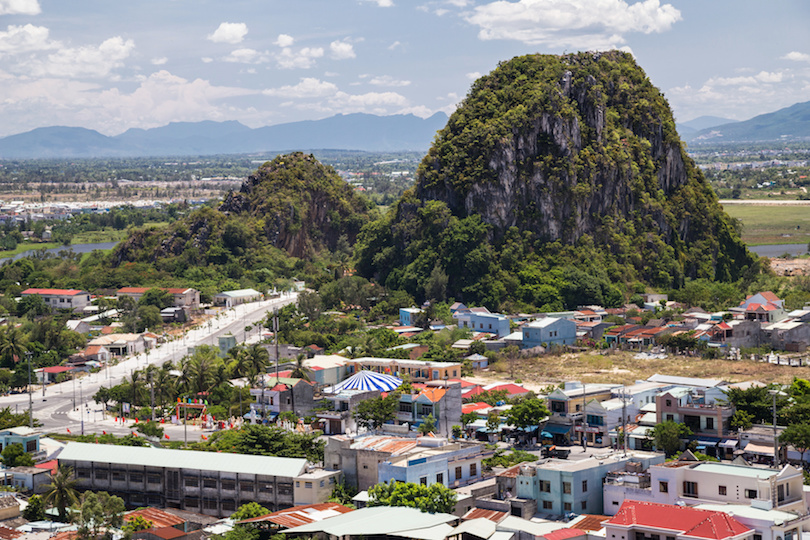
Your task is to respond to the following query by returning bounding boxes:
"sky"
[0,0,807,137]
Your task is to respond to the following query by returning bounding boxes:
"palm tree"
[244,344,269,380]
[187,347,218,395]
[43,465,79,522]
[0,325,27,368]
[290,353,312,381]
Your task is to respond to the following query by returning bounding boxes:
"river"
[0,241,119,265]
[748,243,808,258]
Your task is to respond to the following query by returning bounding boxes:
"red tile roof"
[462,402,491,414]
[462,508,508,523]
[607,501,752,540]
[572,515,610,531]
[544,528,587,540]
[42,366,74,374]
[485,383,529,395]
[0,526,22,540]
[239,503,354,528]
[35,460,57,474]
[150,527,185,540]
[22,288,85,296]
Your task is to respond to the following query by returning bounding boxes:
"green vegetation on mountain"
[355,52,761,310]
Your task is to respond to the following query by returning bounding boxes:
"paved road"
[0,293,298,441]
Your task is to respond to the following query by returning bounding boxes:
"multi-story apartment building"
[544,382,622,445]
[59,442,309,517]
[656,387,735,439]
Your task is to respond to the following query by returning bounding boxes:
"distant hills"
[675,116,736,138]
[680,101,810,143]
[0,112,449,159]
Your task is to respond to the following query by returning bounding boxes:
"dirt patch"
[771,257,810,276]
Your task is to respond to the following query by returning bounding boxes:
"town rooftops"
[239,502,354,528]
[21,288,86,296]
[282,505,457,537]
[125,507,186,529]
[607,500,752,540]
[58,442,307,478]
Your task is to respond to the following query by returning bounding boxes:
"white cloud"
[277,46,324,69]
[0,24,54,54]
[224,48,270,64]
[330,39,355,60]
[275,34,294,47]
[364,0,394,6]
[26,36,135,78]
[465,0,681,49]
[329,90,408,111]
[207,22,248,44]
[263,77,338,98]
[368,75,410,87]
[151,57,168,66]
[0,0,40,15]
[201,57,213,63]
[466,71,481,80]
[783,51,810,63]
[388,41,402,50]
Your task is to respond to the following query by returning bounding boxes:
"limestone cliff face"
[416,51,696,247]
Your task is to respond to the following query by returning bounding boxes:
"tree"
[297,290,322,321]
[730,410,753,432]
[135,420,164,439]
[74,491,125,539]
[486,411,500,433]
[460,412,478,429]
[650,420,692,456]
[1,442,33,467]
[354,392,400,432]
[122,515,154,533]
[418,414,437,435]
[22,494,45,521]
[367,479,457,514]
[0,326,27,367]
[290,353,311,381]
[138,288,173,309]
[43,465,79,522]
[231,502,270,521]
[781,424,810,462]
[329,480,358,507]
[505,398,549,431]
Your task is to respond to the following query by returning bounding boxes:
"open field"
[722,203,810,245]
[475,350,810,388]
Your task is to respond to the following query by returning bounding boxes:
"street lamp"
[79,380,84,436]
[769,388,786,468]
[26,351,33,428]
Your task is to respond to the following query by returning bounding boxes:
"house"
[465,353,488,370]
[237,503,355,534]
[694,504,810,540]
[346,357,462,383]
[457,312,511,338]
[602,460,805,515]
[69,345,111,366]
[399,307,424,327]
[522,317,577,348]
[58,442,313,517]
[317,388,380,435]
[250,376,316,421]
[515,450,665,517]
[293,470,343,506]
[325,434,493,491]
[656,387,735,441]
[581,397,637,448]
[0,426,40,454]
[605,501,753,540]
[34,365,74,384]
[21,288,91,312]
[160,307,188,323]
[762,320,810,351]
[213,289,262,308]
[740,292,784,311]
[394,381,462,436]
[3,466,50,493]
[88,333,146,356]
[65,320,90,334]
[544,382,622,445]
[117,287,200,309]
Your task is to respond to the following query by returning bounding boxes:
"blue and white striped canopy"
[331,370,403,393]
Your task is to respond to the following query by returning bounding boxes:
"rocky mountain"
[355,52,759,310]
[113,152,375,275]
[0,113,448,158]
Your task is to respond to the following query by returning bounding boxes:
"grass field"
[478,350,810,388]
[723,204,810,245]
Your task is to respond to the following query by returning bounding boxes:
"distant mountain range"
[0,112,449,159]
[679,101,810,143]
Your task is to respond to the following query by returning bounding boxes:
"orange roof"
[462,402,491,414]
[759,291,781,302]
[22,288,85,296]
[417,387,446,402]
[573,515,610,531]
[462,508,508,523]
[35,459,57,474]
[497,464,523,478]
[607,501,752,540]
[544,529,587,540]
[150,527,185,540]
[125,507,186,529]
[49,532,77,540]
[0,526,22,540]
[240,503,354,528]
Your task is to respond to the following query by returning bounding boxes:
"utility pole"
[621,385,627,456]
[183,400,188,448]
[79,381,84,436]
[274,307,279,384]
[149,370,156,422]
[26,352,32,428]
[581,382,587,450]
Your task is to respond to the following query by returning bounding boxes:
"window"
[437,473,443,484]
[542,500,553,510]
[706,417,714,430]
[420,477,427,485]
[77,468,90,479]
[666,414,674,422]
[754,535,763,540]
[130,472,143,483]
[564,502,572,511]
[581,501,587,510]
[26,440,36,452]
[111,471,126,482]
[563,482,571,494]
[659,481,668,493]
[399,402,413,413]
[718,485,727,496]
[540,480,551,493]
[260,483,274,493]
[147,474,161,485]
[683,481,698,497]
[582,480,588,492]
[203,500,218,510]
[94,469,108,480]
[203,478,217,489]
[305,482,313,489]
[222,500,236,513]
[320,480,325,488]
[455,466,462,479]
[745,489,757,499]
[184,477,198,488]
[295,481,300,487]
[666,399,672,406]
[222,480,235,491]
[470,463,477,476]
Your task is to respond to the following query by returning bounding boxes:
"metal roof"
[282,506,457,537]
[58,442,307,477]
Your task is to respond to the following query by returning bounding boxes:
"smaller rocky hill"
[113,152,375,277]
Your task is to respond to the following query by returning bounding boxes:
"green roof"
[59,442,307,478]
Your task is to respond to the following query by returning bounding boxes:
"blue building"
[458,312,511,338]
[378,440,494,488]
[0,427,40,455]
[521,317,577,348]
[399,307,423,327]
